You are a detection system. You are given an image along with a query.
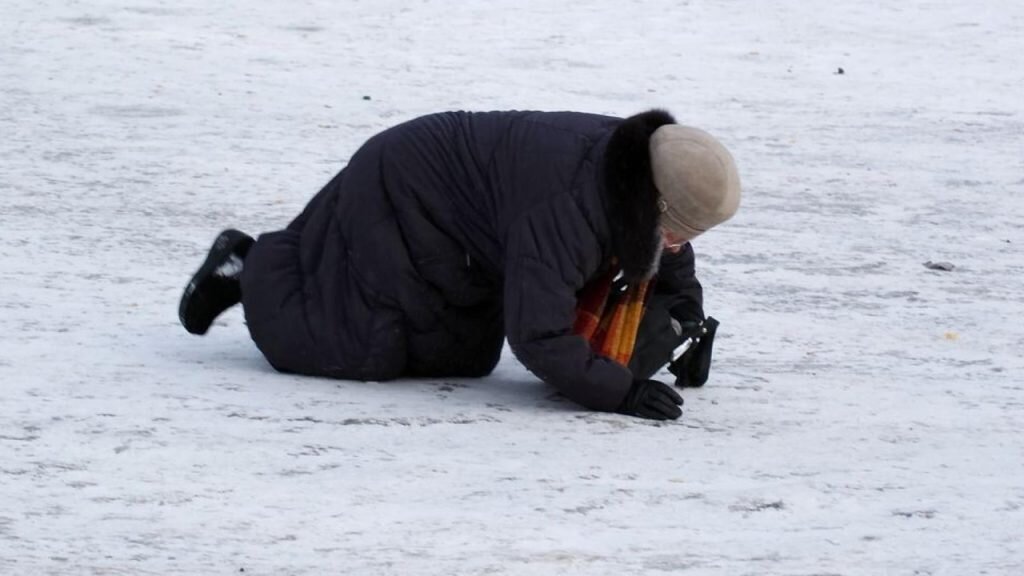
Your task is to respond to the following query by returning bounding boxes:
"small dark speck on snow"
[923,261,955,272]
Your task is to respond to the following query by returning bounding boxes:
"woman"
[179,109,740,420]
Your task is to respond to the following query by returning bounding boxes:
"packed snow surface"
[2,1,1022,574]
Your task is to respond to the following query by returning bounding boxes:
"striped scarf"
[573,267,652,366]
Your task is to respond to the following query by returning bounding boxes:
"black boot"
[179,229,255,335]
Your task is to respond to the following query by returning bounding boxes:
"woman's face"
[661,228,687,253]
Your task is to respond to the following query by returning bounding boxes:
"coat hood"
[602,109,677,283]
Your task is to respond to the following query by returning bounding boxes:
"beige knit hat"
[650,125,741,241]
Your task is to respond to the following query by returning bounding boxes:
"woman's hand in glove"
[616,379,684,420]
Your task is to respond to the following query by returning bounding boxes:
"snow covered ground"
[2,0,1023,574]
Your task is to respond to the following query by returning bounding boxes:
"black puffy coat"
[240,109,703,411]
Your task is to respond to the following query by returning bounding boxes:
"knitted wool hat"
[649,125,741,241]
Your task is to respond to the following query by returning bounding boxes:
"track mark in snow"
[274,415,503,427]
[892,509,937,519]
[89,105,185,119]
[0,434,38,442]
[729,499,786,514]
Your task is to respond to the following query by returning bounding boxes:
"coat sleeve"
[655,243,705,322]
[502,198,633,412]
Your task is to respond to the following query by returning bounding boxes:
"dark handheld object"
[628,297,718,387]
[668,316,718,388]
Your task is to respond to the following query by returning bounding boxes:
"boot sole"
[179,229,254,335]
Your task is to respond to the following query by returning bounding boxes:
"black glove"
[668,316,719,388]
[616,379,684,420]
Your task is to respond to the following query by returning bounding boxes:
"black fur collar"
[603,109,676,282]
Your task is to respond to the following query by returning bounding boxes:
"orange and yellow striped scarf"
[573,267,652,366]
